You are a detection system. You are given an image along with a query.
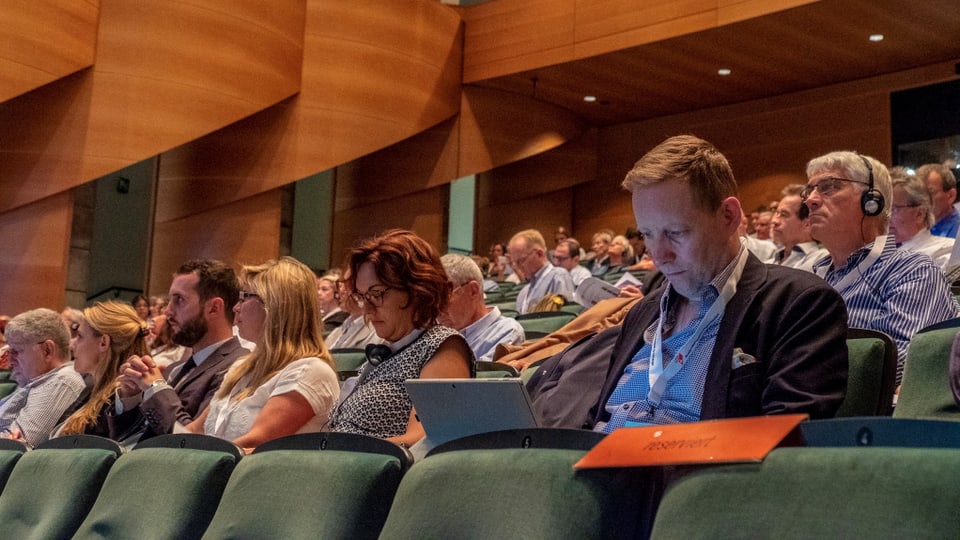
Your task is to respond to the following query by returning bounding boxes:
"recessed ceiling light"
[717,68,732,76]
[869,34,884,42]
[583,95,597,103]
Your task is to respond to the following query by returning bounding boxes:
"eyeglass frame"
[800,176,869,202]
[238,291,262,303]
[350,287,396,308]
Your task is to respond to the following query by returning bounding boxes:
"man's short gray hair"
[5,308,71,359]
[441,253,484,287]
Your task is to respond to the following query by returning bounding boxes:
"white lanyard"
[816,235,885,296]
[647,249,748,406]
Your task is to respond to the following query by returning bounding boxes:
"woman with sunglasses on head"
[327,229,474,448]
[182,257,339,450]
[57,301,150,438]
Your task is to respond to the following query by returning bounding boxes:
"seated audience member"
[738,215,778,262]
[771,184,827,272]
[919,163,960,238]
[317,271,348,336]
[553,238,591,287]
[588,231,613,276]
[147,314,188,370]
[439,254,525,362]
[0,309,87,447]
[625,227,657,272]
[592,135,849,432]
[58,302,150,438]
[131,294,150,322]
[110,259,249,442]
[150,295,169,319]
[888,169,954,269]
[605,235,635,274]
[754,211,774,240]
[60,308,83,340]
[805,151,959,383]
[548,226,569,264]
[182,257,339,448]
[485,242,512,282]
[327,229,474,447]
[509,229,575,314]
[325,269,384,350]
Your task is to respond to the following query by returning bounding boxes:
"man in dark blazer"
[590,135,848,432]
[109,260,249,441]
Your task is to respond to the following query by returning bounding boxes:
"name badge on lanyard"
[816,235,885,296]
[647,250,749,406]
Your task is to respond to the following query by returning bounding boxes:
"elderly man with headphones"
[804,151,959,388]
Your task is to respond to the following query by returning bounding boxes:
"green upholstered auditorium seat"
[72,446,236,540]
[380,429,654,539]
[894,324,960,420]
[836,328,897,417]
[202,432,408,539]
[650,447,960,538]
[0,447,116,539]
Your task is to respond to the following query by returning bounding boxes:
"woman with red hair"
[327,229,474,448]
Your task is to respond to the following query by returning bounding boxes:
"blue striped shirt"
[597,248,746,432]
[812,234,959,382]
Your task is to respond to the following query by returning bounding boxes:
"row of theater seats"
[3,422,960,539]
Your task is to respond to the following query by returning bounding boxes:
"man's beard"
[172,312,208,347]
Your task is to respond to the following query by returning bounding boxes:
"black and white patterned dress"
[328,325,474,438]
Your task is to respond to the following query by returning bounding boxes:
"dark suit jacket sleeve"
[138,338,245,435]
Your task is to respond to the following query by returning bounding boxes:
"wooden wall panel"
[0,0,305,214]
[154,0,463,224]
[459,86,587,176]
[459,0,816,81]
[148,190,282,296]
[476,188,575,257]
[331,186,448,268]
[0,0,98,103]
[477,129,597,207]
[0,192,72,315]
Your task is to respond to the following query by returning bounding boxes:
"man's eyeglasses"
[350,287,394,308]
[238,291,261,303]
[800,177,869,201]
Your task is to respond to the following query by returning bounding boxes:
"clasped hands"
[117,355,164,397]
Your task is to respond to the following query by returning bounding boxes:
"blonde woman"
[606,235,635,274]
[184,257,340,450]
[60,302,149,437]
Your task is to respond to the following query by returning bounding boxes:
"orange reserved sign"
[574,414,808,469]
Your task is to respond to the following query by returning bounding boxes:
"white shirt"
[204,357,340,441]
[774,241,829,273]
[900,229,954,269]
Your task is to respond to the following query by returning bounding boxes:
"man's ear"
[468,279,483,299]
[719,196,743,232]
[204,296,225,318]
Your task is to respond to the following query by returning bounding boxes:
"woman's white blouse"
[204,356,340,441]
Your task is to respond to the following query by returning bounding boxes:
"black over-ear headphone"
[859,154,885,217]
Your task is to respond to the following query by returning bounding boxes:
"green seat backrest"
[331,348,367,373]
[0,382,16,400]
[379,448,652,539]
[515,312,576,335]
[0,449,24,496]
[0,448,115,539]
[202,450,403,540]
[837,333,895,417]
[650,447,960,538]
[72,448,235,540]
[894,327,960,420]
